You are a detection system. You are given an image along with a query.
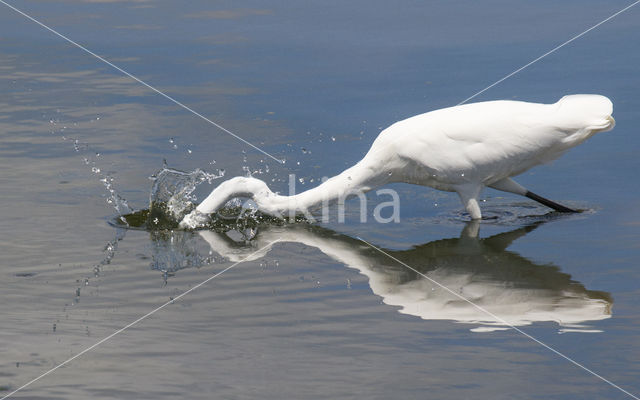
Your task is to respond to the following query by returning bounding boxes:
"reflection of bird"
[182,95,614,227]
[195,221,612,332]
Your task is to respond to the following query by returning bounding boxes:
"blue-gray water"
[1,1,639,399]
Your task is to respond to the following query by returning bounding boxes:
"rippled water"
[1,1,640,399]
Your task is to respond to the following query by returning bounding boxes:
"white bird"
[181,94,615,228]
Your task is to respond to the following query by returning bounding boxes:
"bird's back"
[371,95,614,185]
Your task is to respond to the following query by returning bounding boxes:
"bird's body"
[383,95,613,188]
[181,95,614,227]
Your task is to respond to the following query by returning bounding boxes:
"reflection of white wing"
[197,223,611,333]
[360,267,610,333]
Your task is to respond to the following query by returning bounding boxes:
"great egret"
[181,94,614,227]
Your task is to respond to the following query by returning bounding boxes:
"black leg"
[525,191,579,213]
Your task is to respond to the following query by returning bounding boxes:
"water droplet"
[298,177,305,184]
[187,149,192,154]
[388,171,393,176]
[331,136,336,141]
[169,138,174,143]
[52,323,57,332]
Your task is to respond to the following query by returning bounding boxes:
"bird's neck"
[195,160,386,218]
[287,162,381,211]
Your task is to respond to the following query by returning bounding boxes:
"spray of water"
[146,162,225,229]
[49,114,133,218]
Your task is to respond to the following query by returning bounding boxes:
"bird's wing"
[384,96,612,179]
[385,100,561,174]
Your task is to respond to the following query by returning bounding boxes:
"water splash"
[110,163,306,232]
[147,163,224,228]
[51,115,132,218]
[74,139,132,216]
[100,174,132,217]
[70,227,127,305]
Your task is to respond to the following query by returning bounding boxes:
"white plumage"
[181,94,614,227]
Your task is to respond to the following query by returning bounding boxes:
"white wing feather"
[373,95,614,184]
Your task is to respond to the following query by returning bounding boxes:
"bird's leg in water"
[525,191,580,213]
[489,177,579,213]
[455,184,484,219]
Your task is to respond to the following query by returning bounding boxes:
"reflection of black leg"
[525,191,579,213]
